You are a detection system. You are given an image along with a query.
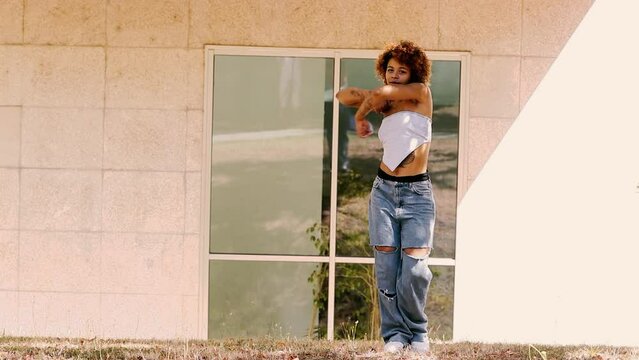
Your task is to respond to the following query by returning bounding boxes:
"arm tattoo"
[349,89,365,102]
[398,152,416,168]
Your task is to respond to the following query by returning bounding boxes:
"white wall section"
[454,0,639,346]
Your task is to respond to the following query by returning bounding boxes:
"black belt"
[377,168,430,183]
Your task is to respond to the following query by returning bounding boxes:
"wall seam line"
[99,0,108,339]
[519,0,525,111]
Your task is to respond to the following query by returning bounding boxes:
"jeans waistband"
[377,168,430,183]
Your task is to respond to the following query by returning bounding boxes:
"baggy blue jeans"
[368,175,435,345]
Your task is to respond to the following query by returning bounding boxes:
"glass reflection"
[335,59,461,259]
[210,56,333,256]
[429,60,461,260]
[209,260,327,339]
[329,264,454,340]
[208,52,460,341]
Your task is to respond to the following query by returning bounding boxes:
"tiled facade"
[0,0,593,339]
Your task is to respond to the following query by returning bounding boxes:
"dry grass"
[1,337,639,360]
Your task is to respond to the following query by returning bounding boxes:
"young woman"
[336,40,434,354]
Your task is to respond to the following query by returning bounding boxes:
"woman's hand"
[354,93,381,138]
[355,119,373,138]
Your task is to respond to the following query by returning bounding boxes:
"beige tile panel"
[185,173,201,235]
[24,0,106,46]
[467,117,515,180]
[104,109,186,171]
[182,295,199,339]
[101,232,183,294]
[189,0,285,48]
[182,234,199,296]
[268,1,341,48]
[522,0,594,57]
[0,291,19,335]
[20,169,102,231]
[0,46,24,105]
[18,292,101,338]
[21,108,103,169]
[187,49,204,110]
[355,0,439,50]
[0,231,19,290]
[323,0,367,49]
[439,0,522,55]
[107,0,188,48]
[101,293,182,339]
[470,56,521,118]
[19,231,101,292]
[0,107,21,167]
[22,46,105,108]
[189,0,438,49]
[102,171,184,233]
[520,57,555,110]
[186,110,203,171]
[0,1,23,44]
[0,169,19,229]
[105,48,188,110]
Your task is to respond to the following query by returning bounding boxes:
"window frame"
[200,45,471,340]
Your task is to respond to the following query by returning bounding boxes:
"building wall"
[0,0,592,339]
[455,0,639,346]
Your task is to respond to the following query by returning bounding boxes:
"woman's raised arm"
[335,87,372,107]
[369,82,429,103]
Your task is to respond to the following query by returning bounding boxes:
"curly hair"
[375,40,431,85]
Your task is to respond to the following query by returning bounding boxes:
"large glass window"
[210,55,333,256]
[205,47,467,341]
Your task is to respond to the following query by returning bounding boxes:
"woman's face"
[385,57,411,85]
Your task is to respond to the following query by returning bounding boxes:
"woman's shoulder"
[408,82,430,94]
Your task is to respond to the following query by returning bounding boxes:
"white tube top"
[377,111,432,171]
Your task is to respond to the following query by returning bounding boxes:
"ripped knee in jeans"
[379,288,396,301]
[403,247,431,259]
[375,246,397,253]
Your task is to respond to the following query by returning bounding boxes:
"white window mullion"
[208,254,329,263]
[199,48,216,340]
[326,52,342,341]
